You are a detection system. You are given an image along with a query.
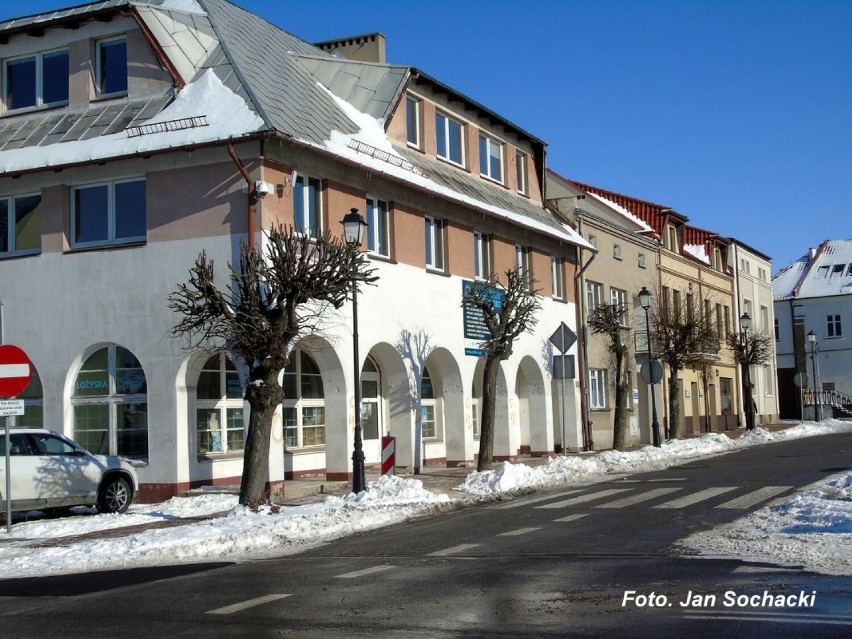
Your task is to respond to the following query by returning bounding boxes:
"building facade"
[1,0,591,501]
[773,239,852,420]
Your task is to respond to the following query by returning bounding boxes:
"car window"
[0,433,35,456]
[31,433,78,455]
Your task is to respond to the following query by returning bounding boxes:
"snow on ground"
[0,420,850,579]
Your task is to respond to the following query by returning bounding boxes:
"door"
[720,377,733,430]
[361,357,383,462]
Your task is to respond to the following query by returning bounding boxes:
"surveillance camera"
[254,181,272,198]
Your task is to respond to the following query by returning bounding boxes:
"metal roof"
[773,239,852,300]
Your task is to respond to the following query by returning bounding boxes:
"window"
[474,231,491,280]
[760,306,769,333]
[551,256,565,300]
[366,196,390,257]
[516,150,528,195]
[712,247,723,271]
[588,234,598,249]
[586,281,602,316]
[672,290,681,318]
[479,134,503,183]
[3,49,68,112]
[724,305,731,336]
[716,303,723,338]
[471,380,480,440]
[0,193,42,256]
[638,253,646,269]
[420,366,442,440]
[774,318,780,341]
[282,351,326,448]
[72,344,148,458]
[758,267,767,281]
[613,243,622,260]
[97,38,127,96]
[425,216,445,271]
[827,314,842,338]
[830,264,845,277]
[610,288,627,325]
[516,244,532,290]
[686,292,694,320]
[589,369,607,409]
[72,178,146,247]
[405,96,421,148]
[293,174,322,239]
[361,356,382,440]
[666,225,679,252]
[196,355,245,455]
[743,299,753,321]
[436,112,464,166]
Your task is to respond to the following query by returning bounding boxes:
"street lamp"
[740,312,755,431]
[807,330,821,421]
[638,287,662,447]
[341,208,368,493]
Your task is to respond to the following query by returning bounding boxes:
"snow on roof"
[684,243,711,265]
[586,190,655,234]
[773,239,852,300]
[319,85,594,250]
[0,70,264,174]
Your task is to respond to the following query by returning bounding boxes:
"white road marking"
[207,594,291,615]
[553,513,588,523]
[492,489,582,509]
[654,486,736,508]
[535,488,632,509]
[497,527,541,536]
[732,565,802,574]
[427,543,481,556]
[683,611,852,626]
[715,486,792,509]
[334,565,396,579]
[595,487,682,508]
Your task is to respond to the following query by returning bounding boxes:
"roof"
[773,239,852,300]
[0,0,585,248]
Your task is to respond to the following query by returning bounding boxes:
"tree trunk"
[239,365,285,507]
[477,355,501,472]
[668,369,682,440]
[612,348,628,450]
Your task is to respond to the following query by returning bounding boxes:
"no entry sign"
[0,344,33,398]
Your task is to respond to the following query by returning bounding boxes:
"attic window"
[3,49,69,112]
[830,264,844,277]
[848,264,852,276]
[97,37,127,96]
[817,265,829,278]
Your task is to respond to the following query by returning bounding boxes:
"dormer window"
[405,96,421,148]
[479,134,503,183]
[97,37,128,97]
[3,49,69,112]
[666,225,679,252]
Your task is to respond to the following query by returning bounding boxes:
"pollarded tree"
[651,290,719,439]
[726,329,774,429]
[462,270,542,471]
[169,226,377,507]
[588,301,630,450]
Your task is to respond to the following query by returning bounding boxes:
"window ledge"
[197,452,244,463]
[284,446,327,455]
[425,266,450,277]
[66,240,146,254]
[368,253,396,265]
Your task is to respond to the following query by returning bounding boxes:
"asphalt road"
[1,431,850,638]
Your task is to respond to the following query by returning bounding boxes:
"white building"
[773,239,852,420]
[1,0,591,501]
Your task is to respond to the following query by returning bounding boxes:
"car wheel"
[97,477,132,514]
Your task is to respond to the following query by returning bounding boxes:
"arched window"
[282,351,325,448]
[196,354,245,455]
[361,356,381,440]
[72,344,148,458]
[18,368,43,428]
[420,366,442,440]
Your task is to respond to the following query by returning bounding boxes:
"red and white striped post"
[381,435,396,476]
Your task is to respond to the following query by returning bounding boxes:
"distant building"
[773,239,852,419]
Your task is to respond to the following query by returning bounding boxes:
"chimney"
[809,247,817,261]
[314,33,387,64]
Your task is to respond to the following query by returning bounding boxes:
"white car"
[0,427,139,515]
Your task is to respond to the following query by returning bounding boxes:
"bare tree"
[725,330,773,368]
[169,226,377,507]
[651,290,719,439]
[587,301,630,450]
[462,270,542,471]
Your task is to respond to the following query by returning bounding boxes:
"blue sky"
[3,0,850,271]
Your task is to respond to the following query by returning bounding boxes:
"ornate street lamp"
[740,312,755,431]
[341,208,368,493]
[638,287,662,447]
[807,330,821,421]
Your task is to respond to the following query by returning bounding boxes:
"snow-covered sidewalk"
[0,420,850,579]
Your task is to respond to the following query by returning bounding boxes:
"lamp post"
[341,208,368,493]
[638,287,661,447]
[740,312,755,431]
[808,330,821,421]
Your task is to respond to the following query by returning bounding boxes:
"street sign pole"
[0,344,33,532]
[549,323,577,456]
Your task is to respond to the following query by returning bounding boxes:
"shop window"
[196,354,245,455]
[72,344,148,458]
[282,350,325,448]
[420,366,442,440]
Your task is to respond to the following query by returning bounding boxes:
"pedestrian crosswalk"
[520,483,790,512]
